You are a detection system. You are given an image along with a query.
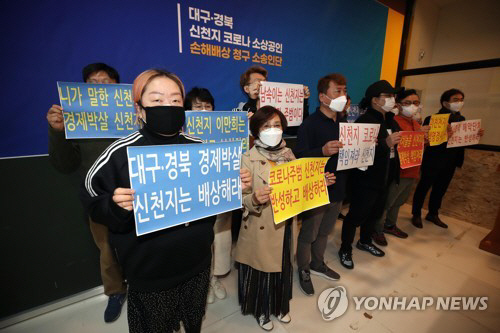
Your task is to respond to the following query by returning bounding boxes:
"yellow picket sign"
[428,114,450,146]
[269,158,330,224]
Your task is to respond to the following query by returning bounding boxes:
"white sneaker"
[207,284,215,304]
[257,315,273,331]
[277,313,291,323]
[211,276,226,300]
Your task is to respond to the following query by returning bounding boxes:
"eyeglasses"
[400,101,421,106]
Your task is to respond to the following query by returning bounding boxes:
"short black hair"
[396,89,418,103]
[184,87,215,110]
[250,106,287,138]
[440,88,464,106]
[82,63,120,83]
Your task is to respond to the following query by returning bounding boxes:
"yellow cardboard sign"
[269,158,330,224]
[428,113,450,146]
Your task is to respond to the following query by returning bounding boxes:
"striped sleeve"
[85,131,142,197]
[81,131,143,232]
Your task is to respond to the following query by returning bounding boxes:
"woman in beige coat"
[234,106,334,331]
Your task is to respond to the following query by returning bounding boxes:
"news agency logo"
[318,286,489,321]
[317,286,349,321]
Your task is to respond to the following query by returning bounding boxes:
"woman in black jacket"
[82,69,250,333]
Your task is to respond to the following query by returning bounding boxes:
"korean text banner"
[269,158,330,224]
[428,114,450,146]
[447,119,481,148]
[183,111,249,151]
[127,141,243,236]
[259,81,305,126]
[58,82,139,139]
[397,131,425,169]
[3,0,389,157]
[337,123,380,171]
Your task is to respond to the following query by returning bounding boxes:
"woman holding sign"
[234,106,335,331]
[82,69,251,333]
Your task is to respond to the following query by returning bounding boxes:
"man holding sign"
[411,89,484,229]
[339,80,402,270]
[47,63,128,323]
[294,73,348,296]
[238,65,310,135]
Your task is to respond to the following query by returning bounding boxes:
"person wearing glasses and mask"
[338,80,402,270]
[411,88,484,229]
[82,69,251,333]
[293,73,347,296]
[372,89,429,246]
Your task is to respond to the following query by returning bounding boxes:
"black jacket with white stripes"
[81,126,216,292]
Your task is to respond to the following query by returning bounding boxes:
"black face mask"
[140,105,186,136]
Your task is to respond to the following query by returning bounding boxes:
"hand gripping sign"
[447,119,481,148]
[269,158,330,224]
[428,113,450,146]
[127,141,243,236]
[58,82,138,139]
[337,123,380,171]
[259,81,305,126]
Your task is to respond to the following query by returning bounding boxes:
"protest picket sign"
[183,111,249,151]
[58,82,139,139]
[337,123,380,171]
[447,119,481,148]
[269,158,330,224]
[397,131,425,169]
[259,81,304,126]
[428,113,450,146]
[127,141,243,236]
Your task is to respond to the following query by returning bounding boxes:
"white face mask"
[401,104,418,117]
[448,101,464,112]
[259,128,283,147]
[381,97,396,112]
[324,95,347,112]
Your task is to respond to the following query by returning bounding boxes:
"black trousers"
[340,186,387,252]
[412,164,456,217]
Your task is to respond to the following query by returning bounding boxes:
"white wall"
[404,0,500,146]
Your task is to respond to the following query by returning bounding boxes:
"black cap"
[364,80,401,99]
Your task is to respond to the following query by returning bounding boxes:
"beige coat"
[234,146,298,273]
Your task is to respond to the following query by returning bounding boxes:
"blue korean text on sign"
[183,111,249,151]
[127,141,243,236]
[57,82,139,139]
